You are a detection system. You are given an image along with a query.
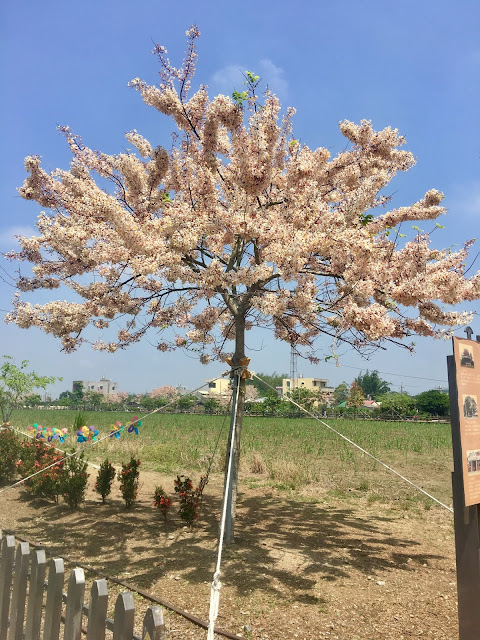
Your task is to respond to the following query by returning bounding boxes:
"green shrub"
[61,450,88,508]
[118,457,140,508]
[95,459,116,503]
[73,412,86,430]
[0,428,22,482]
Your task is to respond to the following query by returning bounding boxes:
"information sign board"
[452,337,480,506]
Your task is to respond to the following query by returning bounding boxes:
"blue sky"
[1,0,479,398]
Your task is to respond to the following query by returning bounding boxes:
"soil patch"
[0,468,458,639]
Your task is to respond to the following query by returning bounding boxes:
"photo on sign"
[463,394,479,419]
[467,450,480,474]
[459,342,475,368]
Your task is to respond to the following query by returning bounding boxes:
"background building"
[73,377,118,396]
[282,376,334,402]
[199,377,231,397]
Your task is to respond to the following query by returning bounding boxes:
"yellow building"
[282,376,334,402]
[203,377,231,396]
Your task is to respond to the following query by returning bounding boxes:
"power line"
[323,361,447,384]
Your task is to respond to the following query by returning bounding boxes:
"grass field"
[10,409,455,511]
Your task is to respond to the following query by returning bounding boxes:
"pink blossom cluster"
[5,27,479,361]
[149,385,178,399]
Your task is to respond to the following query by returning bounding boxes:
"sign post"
[448,332,480,638]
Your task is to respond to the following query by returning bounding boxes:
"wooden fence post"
[7,541,30,640]
[142,606,165,640]
[0,534,16,639]
[0,539,178,640]
[112,592,135,640]
[43,558,65,640]
[25,548,46,640]
[86,579,108,640]
[64,567,86,640]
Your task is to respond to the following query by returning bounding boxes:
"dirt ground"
[0,467,459,640]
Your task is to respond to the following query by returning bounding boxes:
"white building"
[73,377,119,396]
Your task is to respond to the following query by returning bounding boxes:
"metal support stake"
[224,371,240,545]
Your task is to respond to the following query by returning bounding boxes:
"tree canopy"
[249,371,286,396]
[415,389,450,416]
[347,381,366,410]
[0,356,60,422]
[5,26,479,362]
[376,391,416,415]
[333,382,349,405]
[354,370,391,399]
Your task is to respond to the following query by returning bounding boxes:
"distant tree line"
[54,370,451,418]
[244,369,450,419]
[2,355,450,420]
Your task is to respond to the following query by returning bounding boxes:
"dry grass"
[249,452,266,474]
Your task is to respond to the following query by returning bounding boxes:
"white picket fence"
[0,531,165,639]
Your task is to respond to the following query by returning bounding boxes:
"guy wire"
[251,373,454,514]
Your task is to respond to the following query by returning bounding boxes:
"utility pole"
[290,344,298,395]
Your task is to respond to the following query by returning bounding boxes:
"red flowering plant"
[174,474,209,527]
[17,440,65,502]
[118,456,140,508]
[153,486,172,521]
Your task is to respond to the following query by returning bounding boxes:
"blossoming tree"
[149,385,178,400]
[5,27,480,540]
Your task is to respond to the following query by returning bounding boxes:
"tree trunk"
[223,315,246,544]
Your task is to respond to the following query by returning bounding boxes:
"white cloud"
[0,225,37,249]
[258,59,288,101]
[211,64,247,93]
[211,59,288,101]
